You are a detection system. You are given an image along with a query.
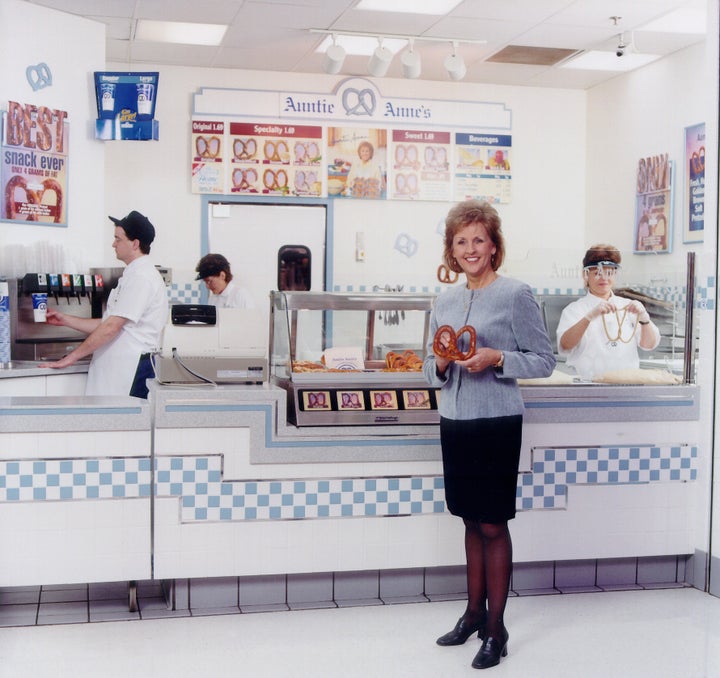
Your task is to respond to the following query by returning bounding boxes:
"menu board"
[388,129,452,201]
[454,133,512,204]
[229,122,323,197]
[191,120,225,194]
[190,118,513,204]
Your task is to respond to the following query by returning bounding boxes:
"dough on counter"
[592,368,682,385]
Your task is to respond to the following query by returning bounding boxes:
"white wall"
[101,63,587,289]
[0,0,106,272]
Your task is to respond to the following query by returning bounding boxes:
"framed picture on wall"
[633,153,673,254]
[683,122,705,244]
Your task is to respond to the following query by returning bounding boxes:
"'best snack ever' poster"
[1,101,69,226]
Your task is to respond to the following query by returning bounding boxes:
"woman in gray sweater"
[423,200,555,670]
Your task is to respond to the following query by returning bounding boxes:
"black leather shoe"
[471,630,508,669]
[436,615,486,646]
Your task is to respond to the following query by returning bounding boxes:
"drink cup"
[136,83,155,117]
[32,293,47,322]
[100,82,116,114]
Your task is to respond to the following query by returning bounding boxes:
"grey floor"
[0,586,719,677]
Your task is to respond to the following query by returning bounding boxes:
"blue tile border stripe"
[0,444,697,519]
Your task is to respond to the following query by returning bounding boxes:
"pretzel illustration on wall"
[437,264,459,284]
[433,324,477,361]
[5,175,63,223]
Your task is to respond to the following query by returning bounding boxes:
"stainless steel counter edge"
[0,395,150,431]
[0,361,90,378]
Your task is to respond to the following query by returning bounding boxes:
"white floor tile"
[0,588,718,677]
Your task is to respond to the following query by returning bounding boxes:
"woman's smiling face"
[451,222,496,281]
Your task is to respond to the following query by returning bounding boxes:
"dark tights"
[462,518,512,638]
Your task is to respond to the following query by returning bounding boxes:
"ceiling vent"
[487,45,580,66]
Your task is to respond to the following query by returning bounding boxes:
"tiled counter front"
[0,397,152,587]
[150,383,702,581]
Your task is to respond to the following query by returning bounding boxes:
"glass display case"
[269,291,438,426]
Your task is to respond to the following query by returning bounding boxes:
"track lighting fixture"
[444,40,466,81]
[311,29,483,80]
[400,39,421,79]
[323,34,346,74]
[367,38,393,78]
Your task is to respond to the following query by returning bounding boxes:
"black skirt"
[440,415,523,523]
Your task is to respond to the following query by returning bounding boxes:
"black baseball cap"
[109,210,155,246]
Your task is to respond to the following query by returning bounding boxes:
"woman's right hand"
[584,300,616,322]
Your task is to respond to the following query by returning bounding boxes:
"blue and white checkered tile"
[0,446,698,519]
[516,445,698,510]
[168,283,202,305]
[0,458,152,502]
[154,457,446,522]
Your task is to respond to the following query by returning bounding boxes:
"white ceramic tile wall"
[0,499,150,586]
[0,429,152,586]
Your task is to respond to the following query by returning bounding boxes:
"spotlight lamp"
[323,35,346,74]
[400,38,421,79]
[444,40,466,81]
[368,37,393,78]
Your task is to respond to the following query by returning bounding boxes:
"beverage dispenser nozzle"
[60,274,72,303]
[72,274,83,304]
[48,274,60,304]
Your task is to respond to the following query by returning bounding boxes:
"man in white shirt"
[195,253,254,309]
[41,210,168,397]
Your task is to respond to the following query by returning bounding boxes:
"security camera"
[616,46,625,57]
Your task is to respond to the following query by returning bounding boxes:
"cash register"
[154,305,268,385]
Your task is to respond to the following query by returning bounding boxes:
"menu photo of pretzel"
[402,389,431,410]
[337,390,365,410]
[302,390,331,411]
[369,390,398,410]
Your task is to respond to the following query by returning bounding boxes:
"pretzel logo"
[433,325,476,361]
[195,135,220,159]
[5,175,63,222]
[437,264,458,284]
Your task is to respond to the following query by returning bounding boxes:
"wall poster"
[634,153,673,254]
[453,133,512,204]
[683,122,705,243]
[327,127,387,199]
[1,101,68,225]
[387,129,452,201]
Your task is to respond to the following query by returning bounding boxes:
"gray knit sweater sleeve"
[422,276,555,420]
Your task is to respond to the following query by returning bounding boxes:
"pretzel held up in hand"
[433,325,477,361]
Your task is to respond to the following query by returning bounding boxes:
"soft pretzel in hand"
[433,325,477,361]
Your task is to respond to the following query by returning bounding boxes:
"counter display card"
[402,389,432,409]
[1,101,68,225]
[227,122,324,198]
[388,129,452,202]
[337,390,365,410]
[302,390,331,410]
[683,122,704,244]
[369,390,398,410]
[327,127,387,199]
[634,153,673,254]
[453,133,512,204]
[191,120,225,194]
